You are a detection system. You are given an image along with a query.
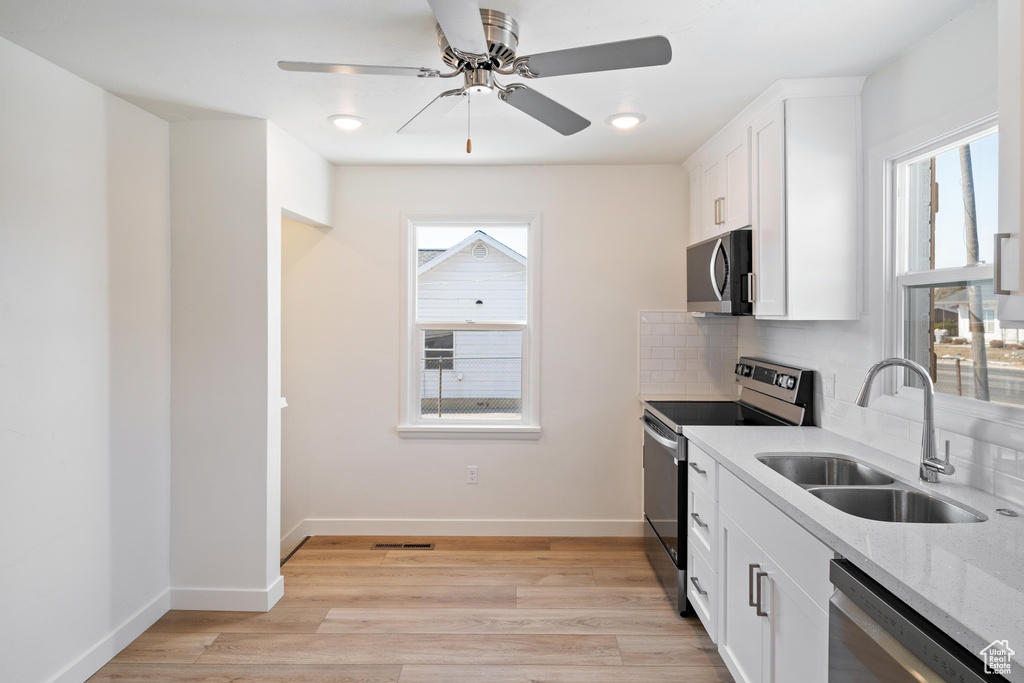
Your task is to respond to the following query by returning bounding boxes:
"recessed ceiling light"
[606,113,646,129]
[328,114,365,130]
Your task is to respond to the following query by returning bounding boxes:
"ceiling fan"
[278,0,672,137]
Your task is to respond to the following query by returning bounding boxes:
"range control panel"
[734,357,812,405]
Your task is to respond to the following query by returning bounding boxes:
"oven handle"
[641,417,679,454]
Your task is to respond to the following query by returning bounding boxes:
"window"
[894,123,1024,408]
[400,215,540,436]
[423,330,454,370]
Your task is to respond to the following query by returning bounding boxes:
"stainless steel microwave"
[686,227,753,315]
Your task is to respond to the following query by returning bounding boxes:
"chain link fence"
[420,357,522,418]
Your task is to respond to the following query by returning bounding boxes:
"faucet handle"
[941,440,956,475]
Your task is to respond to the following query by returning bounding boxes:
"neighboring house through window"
[892,121,1024,409]
[399,216,540,436]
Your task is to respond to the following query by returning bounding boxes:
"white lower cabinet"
[718,511,766,683]
[714,467,831,683]
[761,553,829,683]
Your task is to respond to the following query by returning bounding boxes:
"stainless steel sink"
[807,487,987,523]
[757,453,895,486]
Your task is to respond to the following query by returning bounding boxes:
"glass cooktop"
[645,400,787,432]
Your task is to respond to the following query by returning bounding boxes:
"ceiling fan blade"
[500,86,590,136]
[398,90,465,134]
[427,0,488,55]
[517,36,672,78]
[278,61,438,77]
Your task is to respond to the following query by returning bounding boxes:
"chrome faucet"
[855,358,955,483]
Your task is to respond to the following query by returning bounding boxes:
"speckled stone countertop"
[684,425,1024,682]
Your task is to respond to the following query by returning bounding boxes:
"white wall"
[171,120,332,608]
[281,165,686,543]
[0,37,171,683]
[740,0,1024,505]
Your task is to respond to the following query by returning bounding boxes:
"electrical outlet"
[467,466,478,485]
[825,371,837,399]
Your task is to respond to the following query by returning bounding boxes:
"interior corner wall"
[0,37,171,683]
[281,165,687,539]
[266,124,333,575]
[170,119,333,606]
[170,120,276,605]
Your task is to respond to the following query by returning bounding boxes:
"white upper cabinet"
[996,0,1024,324]
[722,129,752,232]
[685,78,863,320]
[693,129,751,243]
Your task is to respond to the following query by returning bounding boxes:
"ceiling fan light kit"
[279,0,672,141]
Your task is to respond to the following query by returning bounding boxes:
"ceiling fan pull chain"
[466,90,472,153]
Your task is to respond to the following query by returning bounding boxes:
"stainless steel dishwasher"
[829,559,1008,682]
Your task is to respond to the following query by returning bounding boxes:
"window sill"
[396,424,542,440]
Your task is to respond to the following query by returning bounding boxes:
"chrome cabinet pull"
[748,563,760,607]
[995,232,1011,295]
[689,461,706,475]
[755,570,769,617]
[690,576,708,596]
[690,512,708,529]
[718,196,726,224]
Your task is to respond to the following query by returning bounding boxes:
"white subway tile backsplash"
[639,311,739,397]
[639,308,1024,504]
[737,316,1024,504]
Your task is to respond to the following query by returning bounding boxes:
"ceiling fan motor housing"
[436,9,519,68]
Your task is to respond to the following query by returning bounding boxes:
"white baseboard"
[284,518,644,540]
[48,588,170,683]
[171,575,284,612]
[280,520,309,557]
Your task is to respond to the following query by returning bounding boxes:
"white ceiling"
[0,0,982,165]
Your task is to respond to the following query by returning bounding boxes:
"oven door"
[642,412,682,566]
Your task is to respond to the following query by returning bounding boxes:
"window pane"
[905,280,1024,407]
[906,132,998,272]
[417,226,528,323]
[420,329,522,419]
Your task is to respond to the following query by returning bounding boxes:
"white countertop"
[683,425,1024,682]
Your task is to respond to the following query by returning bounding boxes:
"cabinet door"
[750,101,786,318]
[703,157,725,241]
[717,511,765,683]
[760,554,829,683]
[690,168,703,245]
[723,128,751,231]
[997,0,1024,324]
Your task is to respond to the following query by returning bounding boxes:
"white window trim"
[398,212,541,439]
[881,112,1024,443]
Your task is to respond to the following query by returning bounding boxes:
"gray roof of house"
[417,249,445,267]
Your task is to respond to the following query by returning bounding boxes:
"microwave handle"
[746,272,756,303]
[710,238,725,301]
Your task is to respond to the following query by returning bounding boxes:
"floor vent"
[372,543,435,550]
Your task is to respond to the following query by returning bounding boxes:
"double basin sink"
[757,454,987,524]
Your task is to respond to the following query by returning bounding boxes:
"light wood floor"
[89,536,732,682]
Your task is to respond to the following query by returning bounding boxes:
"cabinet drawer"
[687,442,718,498]
[687,539,717,643]
[688,483,717,567]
